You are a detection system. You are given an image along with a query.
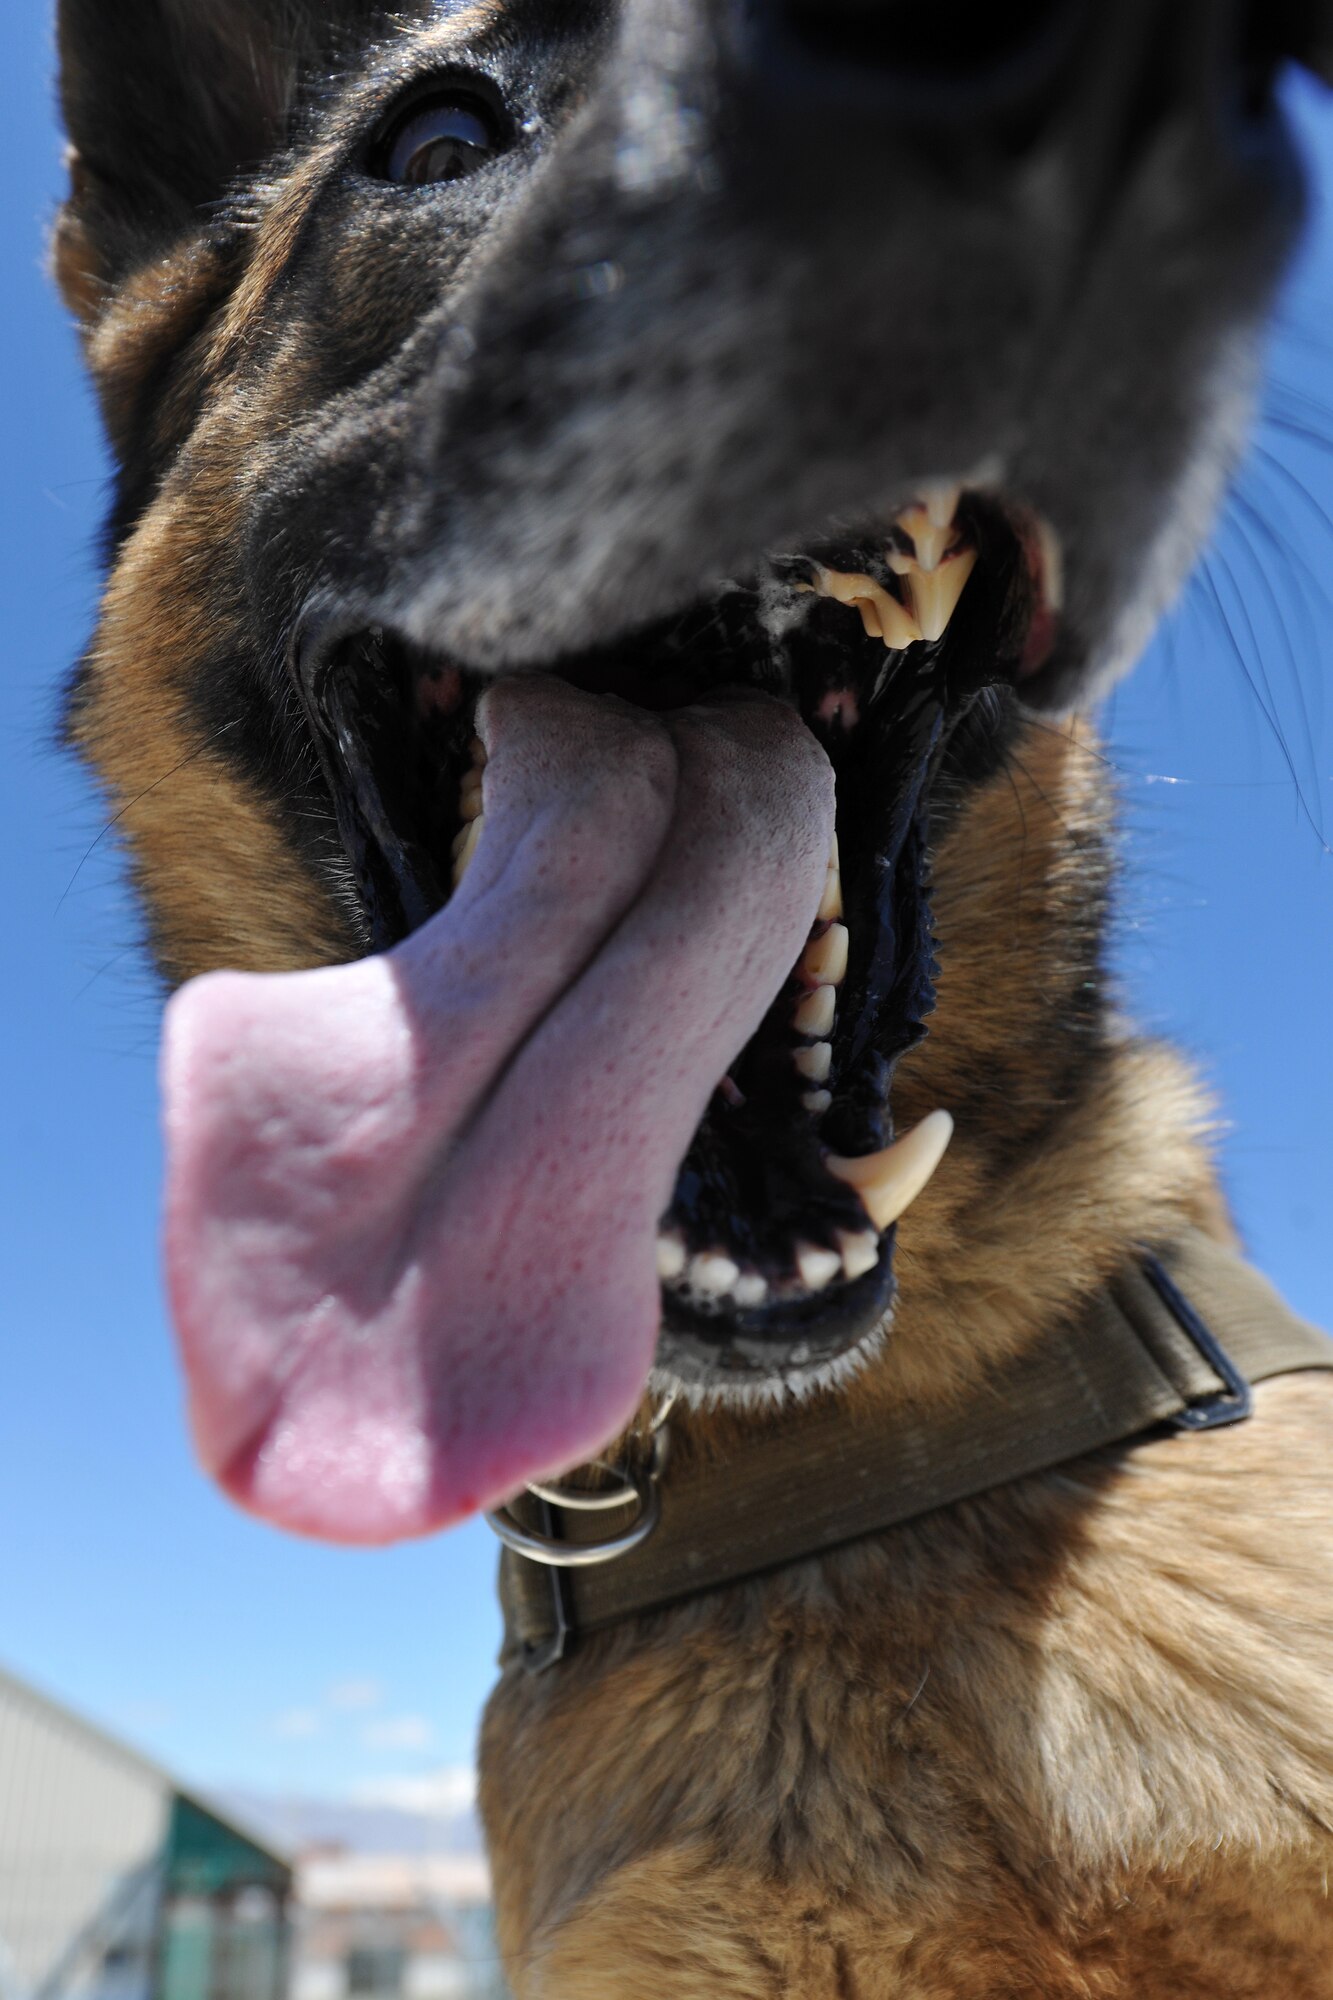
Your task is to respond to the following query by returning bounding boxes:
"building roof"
[0,1660,292,1885]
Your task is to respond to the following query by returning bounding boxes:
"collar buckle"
[1141,1253,1255,1431]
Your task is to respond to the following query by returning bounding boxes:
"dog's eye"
[376,94,504,186]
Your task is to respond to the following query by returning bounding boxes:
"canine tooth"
[837,1230,881,1282]
[691,1251,741,1297]
[905,546,978,644]
[656,1232,688,1282]
[794,985,836,1038]
[1036,516,1065,614]
[897,505,954,574]
[803,922,849,988]
[470,736,488,768]
[795,1042,832,1084]
[922,481,963,530]
[818,870,843,923]
[803,1089,833,1116]
[452,816,484,885]
[460,774,485,822]
[796,1243,842,1292]
[734,1273,768,1309]
[829,832,840,871]
[826,1111,954,1233]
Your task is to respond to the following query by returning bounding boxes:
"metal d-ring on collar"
[485,1393,676,1570]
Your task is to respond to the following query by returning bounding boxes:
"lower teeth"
[655,1111,954,1310]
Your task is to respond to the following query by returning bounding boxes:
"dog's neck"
[670,716,1228,1452]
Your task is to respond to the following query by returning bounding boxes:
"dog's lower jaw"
[477,718,1333,1997]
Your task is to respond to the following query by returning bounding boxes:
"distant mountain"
[212,1786,486,1859]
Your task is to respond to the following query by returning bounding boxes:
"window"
[346,1945,407,1997]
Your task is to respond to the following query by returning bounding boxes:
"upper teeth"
[895,502,956,574]
[801,486,979,651]
[900,546,978,644]
[805,565,924,651]
[453,738,488,884]
[802,921,849,987]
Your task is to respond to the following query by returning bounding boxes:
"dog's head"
[54,1,1332,1526]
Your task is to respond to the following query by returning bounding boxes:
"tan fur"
[68,455,353,979]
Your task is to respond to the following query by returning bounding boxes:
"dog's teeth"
[656,1231,688,1282]
[1036,515,1065,613]
[690,1251,741,1297]
[875,596,923,651]
[803,923,849,988]
[837,1230,881,1282]
[796,1243,842,1292]
[826,1111,954,1232]
[896,505,954,574]
[460,775,485,822]
[795,1042,832,1084]
[818,868,843,923]
[921,481,963,530]
[734,1273,768,1309]
[470,736,488,768]
[829,832,840,871]
[904,546,978,643]
[808,565,923,651]
[794,985,836,1038]
[452,816,484,885]
[803,1089,833,1116]
[854,598,883,641]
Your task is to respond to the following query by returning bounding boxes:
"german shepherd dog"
[55,2,1333,1992]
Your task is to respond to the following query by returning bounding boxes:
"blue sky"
[3,17,1332,1811]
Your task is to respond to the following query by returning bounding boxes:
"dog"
[54,1,1333,1992]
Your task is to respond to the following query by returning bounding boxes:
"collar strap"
[496,1230,1333,1672]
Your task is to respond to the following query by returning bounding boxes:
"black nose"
[738,0,1090,139]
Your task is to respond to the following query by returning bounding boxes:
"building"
[0,1665,292,2000]
[290,1852,506,2000]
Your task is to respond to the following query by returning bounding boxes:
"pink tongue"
[163,678,834,1543]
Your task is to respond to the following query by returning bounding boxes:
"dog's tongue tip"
[165,679,834,1544]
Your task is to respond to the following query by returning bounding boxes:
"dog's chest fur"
[482,1373,1333,1998]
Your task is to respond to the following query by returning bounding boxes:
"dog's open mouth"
[298,485,1058,1390]
[161,482,1060,1538]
